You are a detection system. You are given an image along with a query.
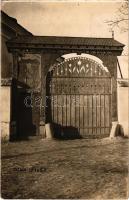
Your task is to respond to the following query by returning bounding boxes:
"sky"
[2,0,128,78]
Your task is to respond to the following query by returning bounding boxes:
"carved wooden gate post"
[40,52,61,137]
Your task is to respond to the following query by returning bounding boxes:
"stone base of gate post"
[110,121,118,138]
[39,121,46,138]
[109,121,120,138]
[45,123,54,139]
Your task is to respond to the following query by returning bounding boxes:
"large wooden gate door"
[46,57,112,138]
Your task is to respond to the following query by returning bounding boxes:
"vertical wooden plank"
[50,94,54,122]
[51,95,54,123]
[65,94,67,126]
[78,95,80,135]
[96,94,97,134]
[62,95,66,126]
[101,95,105,136]
[61,95,64,126]
[80,95,84,136]
[105,95,110,135]
[96,95,100,135]
[100,94,101,135]
[104,94,105,135]
[109,79,112,134]
[93,95,97,135]
[62,95,63,126]
[53,95,57,124]
[71,95,75,127]
[95,78,98,134]
[56,95,59,124]
[104,79,106,135]
[83,95,85,135]
[76,95,80,129]
[92,95,93,135]
[55,74,58,125]
[88,95,92,135]
[83,95,88,137]
[74,94,76,127]
[57,95,62,125]
[50,79,53,123]
[66,95,70,126]
[86,95,89,136]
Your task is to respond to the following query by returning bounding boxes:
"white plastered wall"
[117,84,129,137]
[1,86,11,140]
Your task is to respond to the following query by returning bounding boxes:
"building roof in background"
[1,11,33,36]
[7,35,124,47]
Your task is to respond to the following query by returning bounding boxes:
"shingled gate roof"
[7,36,124,47]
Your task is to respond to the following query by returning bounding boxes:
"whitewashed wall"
[1,86,11,140]
[117,83,129,136]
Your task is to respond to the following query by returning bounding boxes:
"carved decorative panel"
[49,57,111,78]
[18,54,41,90]
[49,78,111,95]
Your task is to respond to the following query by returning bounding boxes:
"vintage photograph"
[1,0,129,199]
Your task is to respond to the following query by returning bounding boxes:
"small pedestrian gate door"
[46,57,112,138]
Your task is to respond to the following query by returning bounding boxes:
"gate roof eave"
[6,35,125,55]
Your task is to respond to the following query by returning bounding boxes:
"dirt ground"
[1,137,129,199]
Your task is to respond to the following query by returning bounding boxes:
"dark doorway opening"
[16,90,36,140]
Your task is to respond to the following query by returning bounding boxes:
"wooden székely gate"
[46,56,112,138]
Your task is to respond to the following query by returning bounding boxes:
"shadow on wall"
[11,90,36,141]
[52,123,82,140]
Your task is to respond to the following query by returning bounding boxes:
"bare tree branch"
[105,2,128,32]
